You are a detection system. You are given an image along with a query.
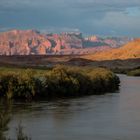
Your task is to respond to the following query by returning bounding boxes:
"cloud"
[0,27,13,32]
[88,10,140,36]
[39,27,80,33]
[1,0,140,12]
[0,0,140,36]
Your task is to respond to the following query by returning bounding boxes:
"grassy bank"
[0,66,120,101]
[127,68,140,76]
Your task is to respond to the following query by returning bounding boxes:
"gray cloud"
[0,0,140,36]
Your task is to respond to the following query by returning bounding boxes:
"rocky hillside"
[85,39,140,60]
[84,36,132,48]
[0,29,132,55]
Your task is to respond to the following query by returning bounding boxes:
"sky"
[0,0,140,36]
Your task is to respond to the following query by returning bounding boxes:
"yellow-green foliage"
[127,69,140,76]
[0,66,120,100]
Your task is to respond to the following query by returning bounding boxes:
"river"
[6,74,140,140]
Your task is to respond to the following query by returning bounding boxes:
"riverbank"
[2,74,140,140]
[127,68,140,76]
[0,65,120,101]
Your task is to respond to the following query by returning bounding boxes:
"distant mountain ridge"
[85,39,140,60]
[0,29,133,55]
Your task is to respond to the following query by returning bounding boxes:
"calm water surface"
[7,75,140,140]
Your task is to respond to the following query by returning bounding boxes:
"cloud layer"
[0,0,140,36]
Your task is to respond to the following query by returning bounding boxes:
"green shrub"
[0,66,120,100]
[44,66,80,97]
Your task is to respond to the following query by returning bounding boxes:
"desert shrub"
[44,66,80,97]
[43,66,120,97]
[0,70,37,100]
[0,73,19,98]
[0,66,120,100]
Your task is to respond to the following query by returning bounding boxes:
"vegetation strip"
[127,68,140,76]
[0,66,120,101]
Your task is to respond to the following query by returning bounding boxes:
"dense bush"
[0,70,37,100]
[0,66,120,100]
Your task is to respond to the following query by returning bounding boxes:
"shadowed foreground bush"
[0,66,120,100]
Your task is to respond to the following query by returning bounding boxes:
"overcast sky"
[0,0,140,36]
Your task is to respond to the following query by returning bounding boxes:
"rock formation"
[0,29,132,55]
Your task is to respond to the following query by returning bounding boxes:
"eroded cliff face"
[0,30,132,55]
[46,32,84,54]
[0,30,52,55]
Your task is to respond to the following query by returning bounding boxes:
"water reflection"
[0,100,31,140]
[0,100,12,140]
[7,94,120,140]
